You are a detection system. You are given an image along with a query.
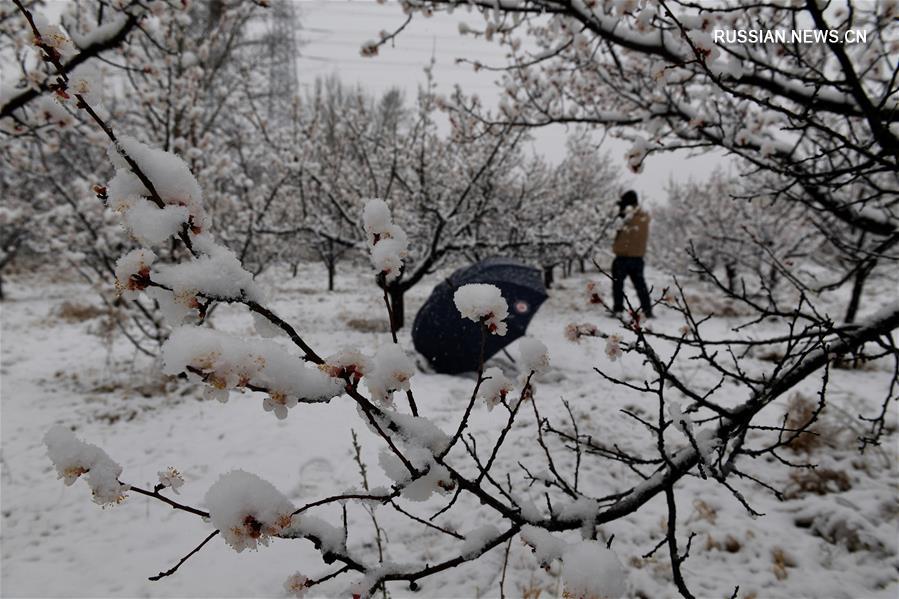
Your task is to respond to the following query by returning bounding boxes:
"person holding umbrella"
[611,190,653,318]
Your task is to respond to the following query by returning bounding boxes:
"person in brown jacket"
[611,190,653,317]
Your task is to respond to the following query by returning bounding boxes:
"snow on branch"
[161,327,343,417]
[44,426,128,506]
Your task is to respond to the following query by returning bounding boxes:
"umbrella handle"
[501,348,517,363]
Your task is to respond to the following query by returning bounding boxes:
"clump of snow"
[378,448,453,502]
[44,425,128,506]
[114,248,156,300]
[668,400,693,435]
[402,460,454,502]
[161,327,343,419]
[519,337,550,373]
[479,367,514,410]
[378,447,411,485]
[709,56,744,79]
[144,286,195,326]
[204,470,295,552]
[561,540,627,599]
[347,563,407,599]
[686,30,719,60]
[365,344,415,405]
[362,199,408,282]
[107,136,205,213]
[378,410,450,455]
[693,429,722,466]
[359,383,448,466]
[252,311,284,338]
[152,242,263,303]
[634,6,656,31]
[624,137,651,173]
[120,201,190,247]
[106,136,206,234]
[403,418,449,453]
[520,525,566,567]
[454,284,508,335]
[282,514,348,557]
[283,572,309,598]
[362,199,391,235]
[556,497,602,523]
[321,348,372,383]
[461,525,500,558]
[69,13,128,49]
[157,467,184,494]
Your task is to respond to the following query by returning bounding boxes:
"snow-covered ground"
[1,263,896,598]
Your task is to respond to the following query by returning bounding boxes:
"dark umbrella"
[412,257,548,374]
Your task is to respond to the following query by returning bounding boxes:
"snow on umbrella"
[412,257,548,374]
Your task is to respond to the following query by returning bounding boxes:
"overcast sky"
[294,0,727,203]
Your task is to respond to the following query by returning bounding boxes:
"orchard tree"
[381,72,529,328]
[1,0,298,351]
[502,131,621,287]
[652,168,821,294]
[262,70,530,326]
[272,76,406,291]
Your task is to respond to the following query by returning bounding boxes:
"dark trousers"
[612,256,652,315]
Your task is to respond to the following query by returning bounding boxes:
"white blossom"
[565,322,598,343]
[605,334,623,361]
[157,467,184,494]
[283,572,309,598]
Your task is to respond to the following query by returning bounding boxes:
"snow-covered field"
[1,263,896,598]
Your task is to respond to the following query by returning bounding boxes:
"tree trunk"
[0,272,4,301]
[578,258,586,273]
[724,262,737,293]
[844,263,874,324]
[389,285,406,330]
[291,261,300,278]
[543,265,554,290]
[845,230,876,324]
[326,238,336,291]
[767,262,779,290]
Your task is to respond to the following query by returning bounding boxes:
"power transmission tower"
[265,0,300,126]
